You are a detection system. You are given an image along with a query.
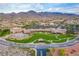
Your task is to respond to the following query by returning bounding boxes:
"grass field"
[0,29,11,37]
[6,32,76,44]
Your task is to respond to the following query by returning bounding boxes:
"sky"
[0,3,79,14]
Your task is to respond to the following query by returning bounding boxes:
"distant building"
[50,28,66,34]
[10,27,66,34]
[49,23,54,25]
[10,27,23,33]
[23,29,31,34]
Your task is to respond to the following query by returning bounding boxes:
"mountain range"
[0,10,79,21]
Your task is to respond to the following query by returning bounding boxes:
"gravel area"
[9,33,29,39]
[0,44,34,56]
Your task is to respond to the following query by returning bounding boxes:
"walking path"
[0,35,79,56]
[0,37,79,49]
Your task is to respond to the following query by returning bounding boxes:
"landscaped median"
[6,32,76,44]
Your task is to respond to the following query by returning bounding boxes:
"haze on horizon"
[0,3,79,14]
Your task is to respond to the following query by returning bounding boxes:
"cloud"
[0,3,79,14]
[47,4,79,14]
[0,3,44,13]
[48,8,63,11]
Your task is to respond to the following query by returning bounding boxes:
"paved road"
[36,49,46,56]
[0,34,78,56]
[0,37,79,49]
[0,37,79,56]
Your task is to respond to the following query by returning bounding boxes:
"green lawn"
[0,29,11,37]
[6,32,76,44]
